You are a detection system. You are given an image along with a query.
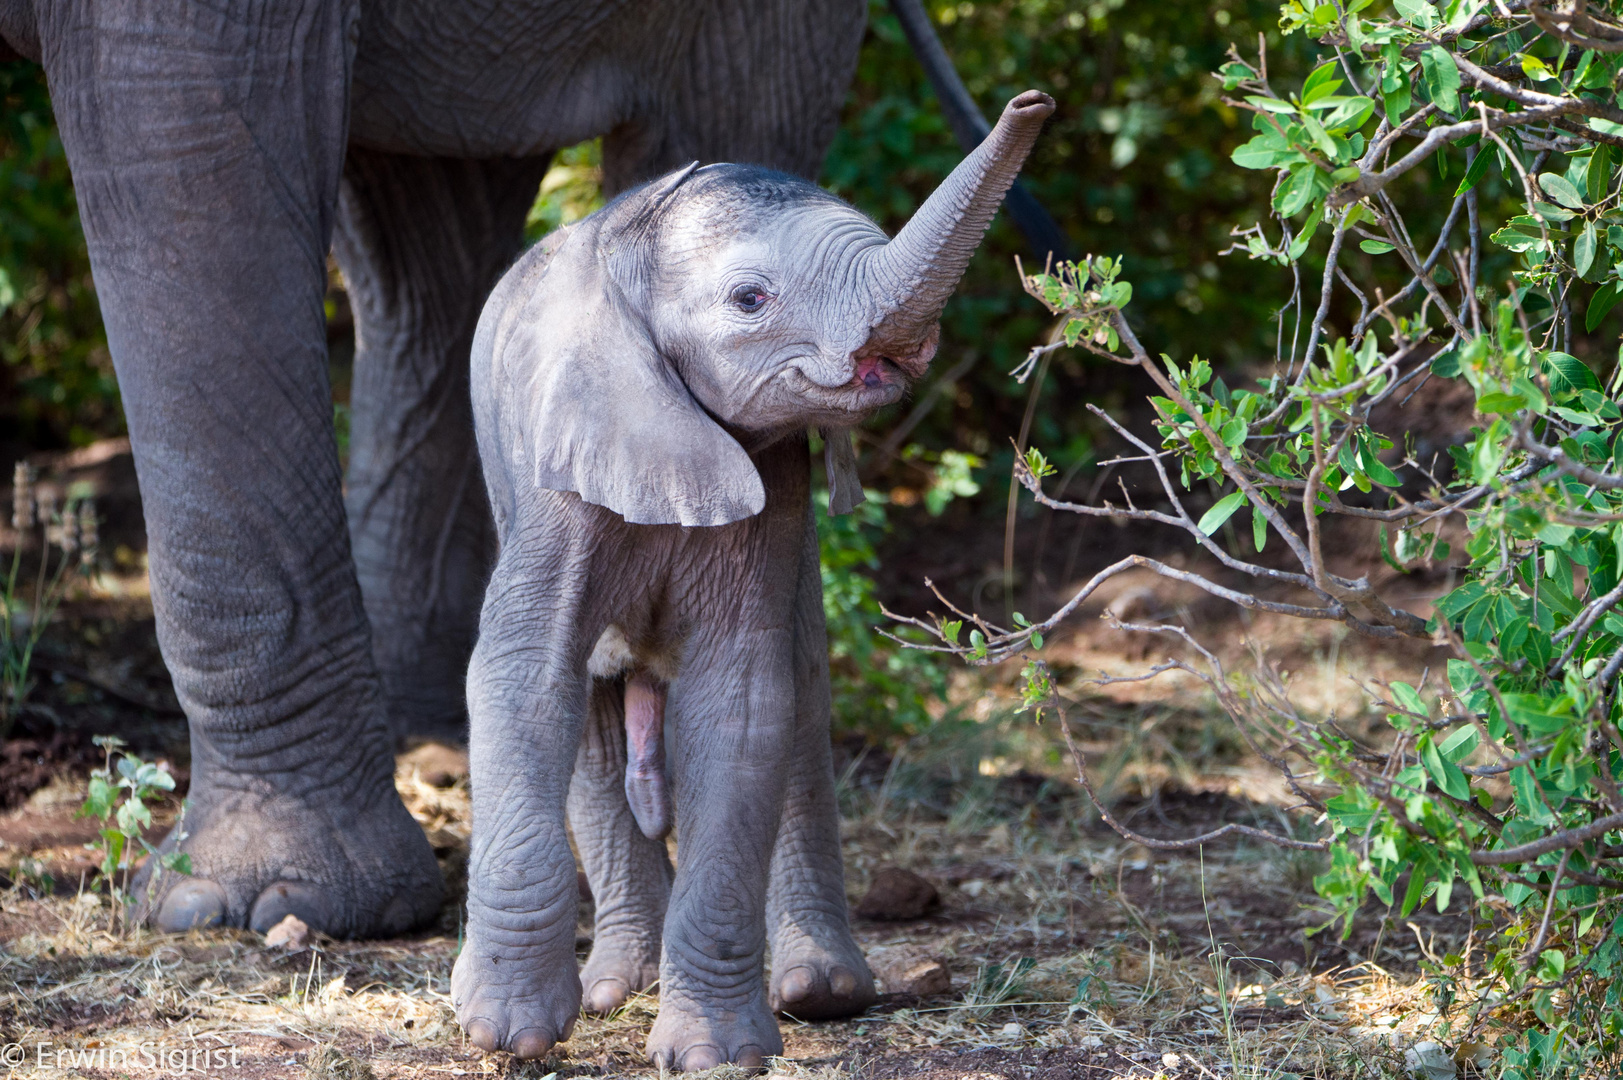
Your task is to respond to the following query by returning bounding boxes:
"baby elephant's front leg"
[646,630,796,1070]
[451,597,586,1059]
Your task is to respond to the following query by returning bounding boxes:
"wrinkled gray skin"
[0,0,868,939]
[459,92,1055,1069]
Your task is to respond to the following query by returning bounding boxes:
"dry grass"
[0,694,1498,1080]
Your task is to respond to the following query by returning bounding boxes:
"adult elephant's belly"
[348,0,670,158]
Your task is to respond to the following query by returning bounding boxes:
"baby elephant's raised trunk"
[862,89,1056,359]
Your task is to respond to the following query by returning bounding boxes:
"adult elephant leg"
[36,0,440,936]
[568,678,672,1014]
[333,151,550,743]
[767,512,877,1020]
[645,629,795,1070]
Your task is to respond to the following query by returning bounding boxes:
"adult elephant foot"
[132,779,443,939]
[579,932,661,1014]
[450,925,581,1058]
[644,995,783,1071]
[769,931,877,1021]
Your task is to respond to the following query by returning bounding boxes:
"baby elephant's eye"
[731,285,769,312]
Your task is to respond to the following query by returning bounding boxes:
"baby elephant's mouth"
[852,356,901,388]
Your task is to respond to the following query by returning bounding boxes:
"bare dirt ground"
[0,442,1485,1079]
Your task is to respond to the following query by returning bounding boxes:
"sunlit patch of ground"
[0,715,1488,1080]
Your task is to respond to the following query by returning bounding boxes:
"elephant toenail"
[560,1014,577,1041]
[153,879,228,933]
[680,1045,723,1071]
[509,1028,551,1059]
[830,966,858,997]
[736,1045,768,1067]
[778,965,816,1002]
[465,1018,500,1052]
[584,977,629,1014]
[249,880,331,935]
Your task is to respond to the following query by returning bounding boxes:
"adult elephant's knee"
[335,150,551,742]
[34,0,442,937]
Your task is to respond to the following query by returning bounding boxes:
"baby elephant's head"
[477,91,1055,527]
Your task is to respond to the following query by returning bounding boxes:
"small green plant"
[3,461,97,738]
[962,955,1038,1016]
[77,734,189,908]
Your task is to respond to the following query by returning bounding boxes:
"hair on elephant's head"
[477,90,1056,527]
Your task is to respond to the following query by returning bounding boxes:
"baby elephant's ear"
[488,221,764,527]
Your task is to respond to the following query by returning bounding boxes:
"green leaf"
[1588,282,1623,332]
[1245,95,1298,114]
[1360,239,1396,254]
[1589,143,1614,203]
[1420,734,1471,800]
[78,775,116,821]
[942,620,962,645]
[1476,391,1527,414]
[1318,96,1375,133]
[1539,172,1586,210]
[1231,133,1297,170]
[1395,0,1439,26]
[1252,506,1267,552]
[1420,46,1461,114]
[1301,62,1345,105]
[1545,351,1602,394]
[1197,491,1248,536]
[1439,725,1479,763]
[1576,222,1598,277]
[1523,53,1555,82]
[1382,78,1411,125]
[1391,681,1426,715]
[1275,165,1319,217]
[1453,148,1494,195]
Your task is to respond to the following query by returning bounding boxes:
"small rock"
[1000,1022,1024,1039]
[867,944,951,996]
[264,914,310,951]
[854,867,941,920]
[1404,1041,1457,1080]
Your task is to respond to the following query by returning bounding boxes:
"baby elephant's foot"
[580,933,661,1014]
[770,937,877,1021]
[645,994,783,1071]
[451,927,581,1059]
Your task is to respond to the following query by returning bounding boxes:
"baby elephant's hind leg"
[569,679,673,1014]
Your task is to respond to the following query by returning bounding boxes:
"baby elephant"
[452,90,1055,1069]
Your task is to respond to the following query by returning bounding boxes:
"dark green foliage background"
[0,63,115,452]
[824,0,1311,489]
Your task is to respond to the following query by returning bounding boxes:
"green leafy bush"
[903,2,1623,1071]
[818,483,951,740]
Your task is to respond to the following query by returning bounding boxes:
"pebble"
[263,913,309,951]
